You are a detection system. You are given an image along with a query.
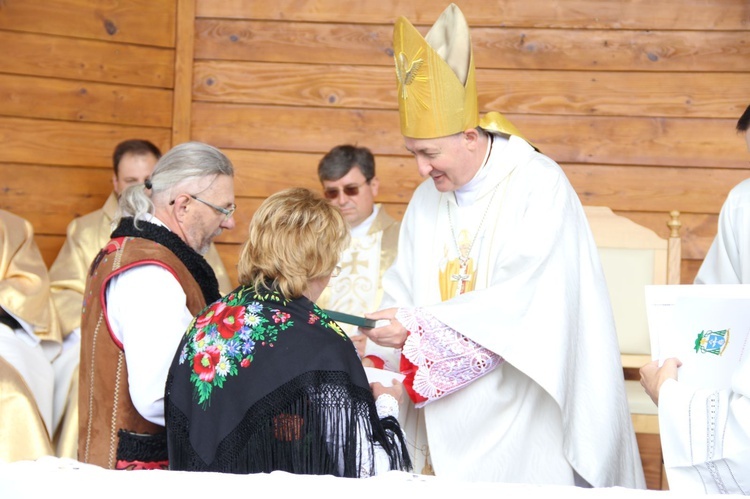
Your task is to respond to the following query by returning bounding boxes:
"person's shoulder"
[375,205,400,228]
[65,206,107,235]
[715,177,750,214]
[0,209,31,233]
[727,177,750,199]
[501,136,562,177]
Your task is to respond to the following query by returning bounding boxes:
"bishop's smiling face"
[404,131,481,193]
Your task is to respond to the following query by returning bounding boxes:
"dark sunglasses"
[323,180,369,200]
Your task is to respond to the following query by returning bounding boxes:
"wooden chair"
[583,206,681,490]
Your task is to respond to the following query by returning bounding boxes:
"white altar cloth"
[0,457,743,498]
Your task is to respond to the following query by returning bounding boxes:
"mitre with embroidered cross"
[393,3,530,143]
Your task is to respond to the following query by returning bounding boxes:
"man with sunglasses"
[317,145,400,370]
[47,139,231,459]
[77,141,236,470]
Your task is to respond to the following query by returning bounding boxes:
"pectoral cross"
[450,256,472,295]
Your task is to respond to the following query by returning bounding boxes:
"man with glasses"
[317,145,400,370]
[77,141,236,470]
[48,139,231,459]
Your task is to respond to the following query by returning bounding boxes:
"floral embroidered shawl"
[165,285,410,476]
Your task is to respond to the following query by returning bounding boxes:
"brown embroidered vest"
[77,236,207,469]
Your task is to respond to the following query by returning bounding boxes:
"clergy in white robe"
[374,134,644,487]
[641,357,749,494]
[316,145,401,369]
[694,106,750,285]
[362,3,645,488]
[694,179,750,285]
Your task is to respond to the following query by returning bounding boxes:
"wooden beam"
[0,0,176,46]
[172,0,197,146]
[194,19,750,73]
[0,31,174,88]
[196,0,750,30]
[0,74,172,127]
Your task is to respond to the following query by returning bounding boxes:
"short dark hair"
[112,139,162,175]
[317,145,375,182]
[737,105,750,133]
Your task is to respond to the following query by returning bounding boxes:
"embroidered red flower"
[272,310,291,324]
[212,302,246,339]
[194,302,222,330]
[240,358,250,368]
[193,346,221,382]
[308,312,319,324]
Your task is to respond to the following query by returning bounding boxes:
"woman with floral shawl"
[165,187,411,476]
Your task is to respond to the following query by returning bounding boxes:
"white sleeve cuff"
[375,393,399,419]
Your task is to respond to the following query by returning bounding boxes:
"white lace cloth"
[397,307,503,408]
[375,393,399,419]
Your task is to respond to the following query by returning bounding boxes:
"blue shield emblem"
[694,329,730,356]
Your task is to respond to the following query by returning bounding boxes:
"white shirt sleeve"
[658,361,750,494]
[695,179,750,284]
[106,264,195,426]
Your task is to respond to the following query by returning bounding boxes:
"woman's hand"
[371,379,405,405]
[350,334,367,358]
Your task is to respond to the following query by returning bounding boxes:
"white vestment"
[381,135,645,487]
[695,178,750,284]
[657,359,750,494]
[0,320,56,436]
[318,205,399,333]
[317,204,400,368]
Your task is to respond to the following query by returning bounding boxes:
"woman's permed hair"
[238,187,350,299]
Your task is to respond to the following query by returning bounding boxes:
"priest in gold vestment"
[316,145,401,370]
[0,209,61,462]
[48,140,232,458]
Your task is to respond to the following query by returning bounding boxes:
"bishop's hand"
[362,307,408,349]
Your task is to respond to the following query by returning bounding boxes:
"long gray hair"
[117,141,234,226]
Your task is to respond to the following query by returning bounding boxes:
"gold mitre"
[394,3,530,144]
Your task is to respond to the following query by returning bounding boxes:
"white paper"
[364,367,405,387]
[645,284,750,390]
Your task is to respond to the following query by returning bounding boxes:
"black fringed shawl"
[164,285,411,476]
[111,217,221,305]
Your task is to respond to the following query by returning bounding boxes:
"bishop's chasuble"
[381,135,645,487]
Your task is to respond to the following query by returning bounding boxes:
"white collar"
[350,204,380,238]
[454,134,510,206]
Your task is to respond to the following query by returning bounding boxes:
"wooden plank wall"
[0,0,747,489]
[190,0,750,287]
[0,0,176,266]
[1,1,747,286]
